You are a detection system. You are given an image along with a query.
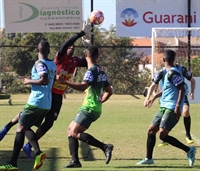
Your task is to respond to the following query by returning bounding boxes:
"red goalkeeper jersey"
[52,53,84,95]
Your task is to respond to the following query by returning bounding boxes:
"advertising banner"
[116,0,200,37]
[4,0,82,33]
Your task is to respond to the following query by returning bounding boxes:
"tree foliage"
[1,26,151,94]
[178,56,200,77]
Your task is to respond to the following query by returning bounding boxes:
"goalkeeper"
[0,22,93,158]
[143,63,196,146]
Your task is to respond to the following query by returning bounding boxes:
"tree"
[1,26,151,94]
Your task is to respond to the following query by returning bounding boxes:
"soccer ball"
[89,10,104,25]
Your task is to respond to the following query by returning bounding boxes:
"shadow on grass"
[113,93,141,99]
[115,165,194,169]
[80,141,95,161]
[114,158,197,169]
[0,144,95,171]
[0,104,25,106]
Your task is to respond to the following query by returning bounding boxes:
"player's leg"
[0,112,21,141]
[182,98,194,144]
[64,111,113,168]
[22,108,47,170]
[159,109,196,166]
[23,93,62,158]
[36,93,62,140]
[76,111,113,164]
[137,110,161,165]
[137,125,159,164]
[0,116,28,170]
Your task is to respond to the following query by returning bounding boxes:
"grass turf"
[0,94,199,171]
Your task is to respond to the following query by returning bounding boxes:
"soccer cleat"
[158,141,169,147]
[63,161,82,168]
[0,125,8,141]
[33,152,46,170]
[22,143,32,158]
[187,146,196,166]
[0,164,18,171]
[136,158,154,164]
[104,144,114,164]
[186,137,194,144]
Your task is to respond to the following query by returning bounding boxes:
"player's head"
[66,43,75,57]
[163,49,176,65]
[85,45,99,60]
[38,41,50,56]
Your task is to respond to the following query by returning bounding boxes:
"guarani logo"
[120,8,138,27]
[13,3,80,23]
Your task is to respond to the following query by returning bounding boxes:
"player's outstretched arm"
[58,22,92,56]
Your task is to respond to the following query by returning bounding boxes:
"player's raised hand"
[82,22,93,35]
[82,34,91,48]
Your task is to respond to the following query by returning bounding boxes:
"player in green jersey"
[58,45,113,168]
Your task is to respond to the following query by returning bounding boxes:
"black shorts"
[45,92,63,121]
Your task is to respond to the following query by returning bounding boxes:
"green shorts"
[151,107,179,131]
[74,110,101,129]
[19,103,49,128]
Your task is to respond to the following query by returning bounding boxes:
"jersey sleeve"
[152,69,163,84]
[83,70,94,83]
[182,66,193,80]
[167,70,185,88]
[35,60,48,77]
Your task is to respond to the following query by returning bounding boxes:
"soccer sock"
[184,116,191,139]
[5,121,18,132]
[163,135,190,152]
[9,132,25,166]
[146,134,156,159]
[79,132,106,151]
[25,129,41,155]
[68,136,79,162]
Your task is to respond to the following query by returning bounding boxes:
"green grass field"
[0,94,199,171]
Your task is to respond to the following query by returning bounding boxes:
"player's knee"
[159,131,168,141]
[68,130,78,139]
[148,129,155,135]
[148,126,158,135]
[182,110,190,117]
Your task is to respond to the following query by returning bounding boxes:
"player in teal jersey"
[0,41,56,171]
[137,49,196,166]
[144,64,196,145]
[58,45,113,168]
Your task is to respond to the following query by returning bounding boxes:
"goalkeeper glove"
[82,21,93,35]
[82,34,91,48]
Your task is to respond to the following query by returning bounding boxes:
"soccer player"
[0,22,93,159]
[59,45,113,168]
[0,41,56,171]
[143,62,196,146]
[137,49,196,166]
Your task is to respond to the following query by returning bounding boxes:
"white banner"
[4,0,82,33]
[116,0,200,37]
